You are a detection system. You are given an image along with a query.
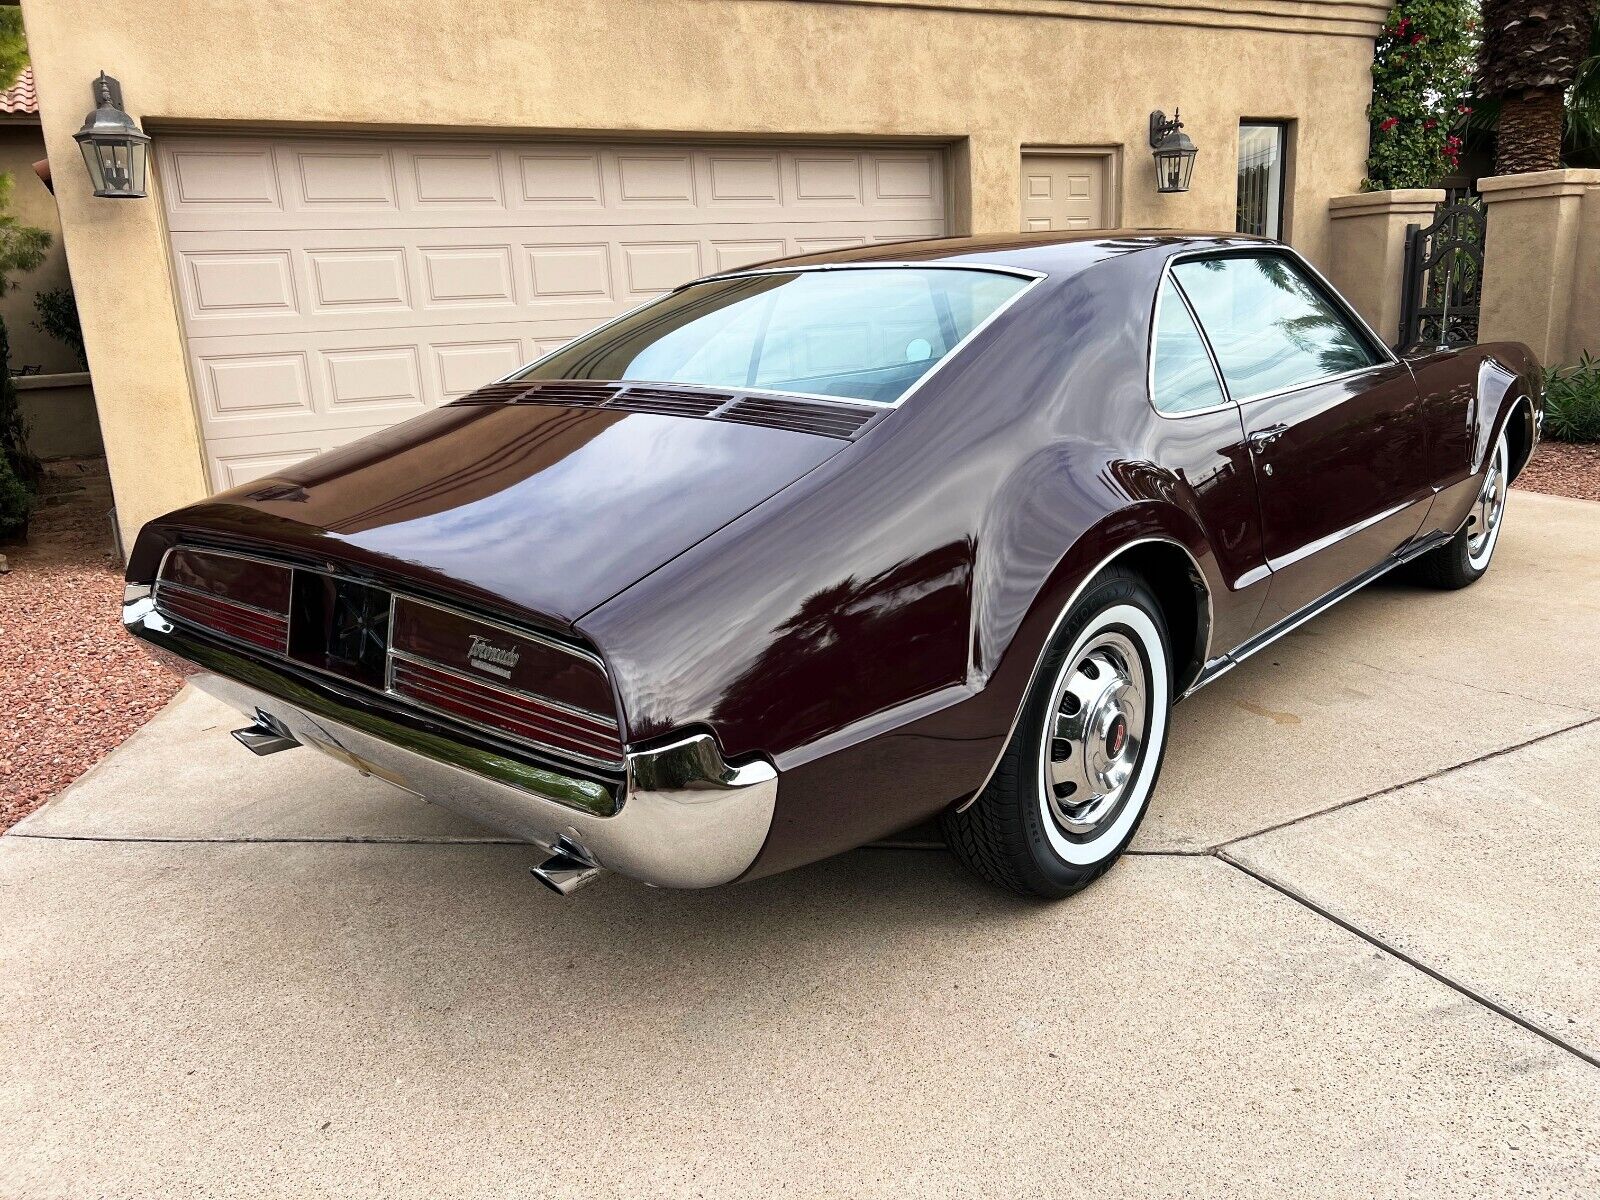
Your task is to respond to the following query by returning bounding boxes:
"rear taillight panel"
[151,547,623,770]
[388,596,623,768]
[154,548,290,653]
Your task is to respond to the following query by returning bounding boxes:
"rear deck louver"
[452,379,880,440]
[719,397,875,438]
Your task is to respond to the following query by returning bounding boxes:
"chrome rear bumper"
[123,591,777,888]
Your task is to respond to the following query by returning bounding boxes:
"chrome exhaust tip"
[231,710,300,756]
[531,838,603,896]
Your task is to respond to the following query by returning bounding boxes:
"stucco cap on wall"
[1327,189,1446,219]
[12,371,92,391]
[1478,169,1600,204]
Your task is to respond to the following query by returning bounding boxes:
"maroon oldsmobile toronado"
[123,232,1541,897]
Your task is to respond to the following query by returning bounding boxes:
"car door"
[1172,251,1433,627]
[1146,273,1271,654]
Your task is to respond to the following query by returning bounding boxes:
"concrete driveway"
[4,490,1598,1199]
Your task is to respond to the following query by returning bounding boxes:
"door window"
[1172,254,1382,400]
[1150,278,1227,414]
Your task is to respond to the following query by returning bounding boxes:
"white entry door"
[158,136,948,487]
[1020,152,1110,232]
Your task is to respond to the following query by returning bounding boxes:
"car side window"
[1151,277,1227,414]
[1172,253,1382,400]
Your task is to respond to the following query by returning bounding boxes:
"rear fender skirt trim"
[956,535,1211,813]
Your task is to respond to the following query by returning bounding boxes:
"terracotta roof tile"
[0,67,38,115]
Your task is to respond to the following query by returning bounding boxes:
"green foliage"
[1470,13,1600,166]
[1365,0,1479,189]
[32,287,86,370]
[0,8,27,95]
[0,171,50,484]
[1571,30,1600,163]
[0,437,31,539]
[0,173,48,292]
[1544,352,1600,442]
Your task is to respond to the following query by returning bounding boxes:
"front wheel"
[942,566,1172,898]
[1406,427,1510,590]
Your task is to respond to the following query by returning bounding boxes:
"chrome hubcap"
[1043,631,1148,836]
[1467,441,1507,562]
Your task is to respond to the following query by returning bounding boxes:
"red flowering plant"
[1365,0,1477,188]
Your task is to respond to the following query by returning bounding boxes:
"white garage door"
[158,135,948,487]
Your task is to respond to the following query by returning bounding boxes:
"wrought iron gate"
[1398,200,1485,351]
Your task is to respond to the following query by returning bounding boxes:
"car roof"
[709,229,1278,281]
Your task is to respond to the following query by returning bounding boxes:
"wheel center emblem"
[1106,715,1128,758]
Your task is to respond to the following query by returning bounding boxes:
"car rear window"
[513,267,1033,404]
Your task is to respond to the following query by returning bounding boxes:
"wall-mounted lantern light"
[1148,109,1198,194]
[73,73,150,199]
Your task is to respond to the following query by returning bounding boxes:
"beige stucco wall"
[1479,169,1600,367]
[0,121,78,375]
[18,0,1384,548]
[1325,188,1445,348]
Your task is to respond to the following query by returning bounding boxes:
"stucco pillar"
[25,61,210,554]
[1479,169,1600,366]
[1325,189,1445,347]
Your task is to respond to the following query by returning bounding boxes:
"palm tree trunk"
[1495,90,1567,173]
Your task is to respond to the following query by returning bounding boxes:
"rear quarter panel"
[1407,341,1541,540]
[579,244,1264,878]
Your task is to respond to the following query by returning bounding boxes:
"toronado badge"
[467,634,520,679]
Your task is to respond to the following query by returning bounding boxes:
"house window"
[1236,123,1287,240]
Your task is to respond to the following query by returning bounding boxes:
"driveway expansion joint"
[1216,848,1600,1073]
[1209,713,1600,853]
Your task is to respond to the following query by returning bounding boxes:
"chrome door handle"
[1248,424,1289,450]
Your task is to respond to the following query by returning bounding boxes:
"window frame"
[1145,273,1233,419]
[1236,121,1289,241]
[506,262,1048,409]
[1152,247,1398,412]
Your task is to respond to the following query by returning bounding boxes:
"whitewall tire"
[943,566,1172,898]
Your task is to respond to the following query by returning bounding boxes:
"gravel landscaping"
[1514,440,1600,503]
[0,460,181,832]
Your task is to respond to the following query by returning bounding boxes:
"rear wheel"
[1407,428,1509,590]
[942,566,1172,898]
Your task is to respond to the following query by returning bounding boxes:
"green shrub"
[32,287,86,370]
[1544,352,1600,443]
[0,445,31,539]
[1364,0,1478,190]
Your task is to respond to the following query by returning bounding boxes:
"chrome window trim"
[958,535,1213,812]
[1144,272,1236,420]
[152,544,624,773]
[1231,361,1402,409]
[692,261,1047,284]
[502,263,1047,411]
[1160,244,1399,408]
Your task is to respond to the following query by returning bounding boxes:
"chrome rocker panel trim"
[124,590,777,889]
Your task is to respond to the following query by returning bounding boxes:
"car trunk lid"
[148,402,851,629]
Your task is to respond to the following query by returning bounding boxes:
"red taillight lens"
[388,596,623,767]
[155,549,290,653]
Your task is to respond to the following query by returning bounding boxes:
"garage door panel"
[162,140,946,232]
[170,220,944,339]
[162,135,947,487]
